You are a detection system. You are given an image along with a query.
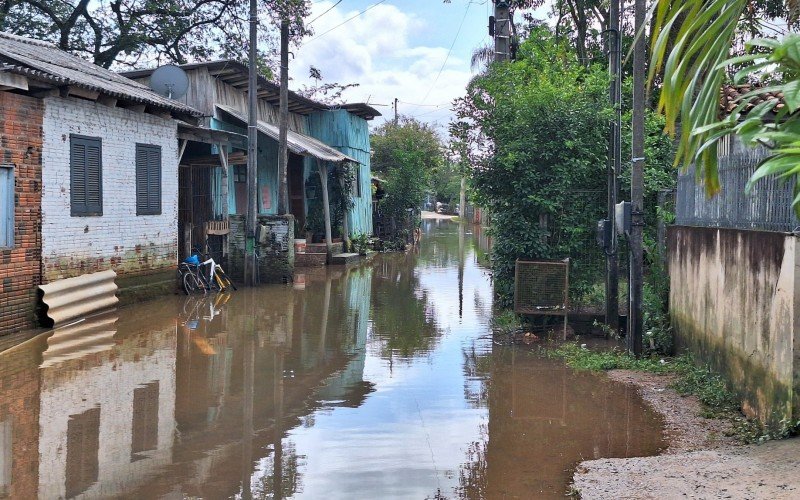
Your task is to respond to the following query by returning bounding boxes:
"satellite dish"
[149,64,189,100]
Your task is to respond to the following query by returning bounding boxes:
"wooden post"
[220,146,230,258]
[340,169,350,251]
[317,159,333,260]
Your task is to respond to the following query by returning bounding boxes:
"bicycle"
[177,260,207,295]
[193,244,238,292]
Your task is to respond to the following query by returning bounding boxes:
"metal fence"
[676,140,799,232]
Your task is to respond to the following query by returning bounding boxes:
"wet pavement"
[0,220,665,499]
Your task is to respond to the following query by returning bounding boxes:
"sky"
[289,0,548,135]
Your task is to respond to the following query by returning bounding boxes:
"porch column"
[317,159,333,259]
[219,145,229,219]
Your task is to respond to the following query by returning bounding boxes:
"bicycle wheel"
[183,271,204,295]
[217,267,237,291]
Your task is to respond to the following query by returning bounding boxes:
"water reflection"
[0,219,664,499]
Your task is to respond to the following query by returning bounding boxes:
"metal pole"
[394,97,398,124]
[278,20,290,215]
[493,1,510,62]
[246,0,258,286]
[629,0,646,356]
[605,0,621,332]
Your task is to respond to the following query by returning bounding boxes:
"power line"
[307,0,344,26]
[302,0,388,45]
[413,2,471,110]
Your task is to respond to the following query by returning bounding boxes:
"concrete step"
[330,253,360,265]
[295,252,327,268]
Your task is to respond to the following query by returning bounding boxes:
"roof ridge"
[0,30,57,49]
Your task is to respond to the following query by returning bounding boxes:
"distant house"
[0,32,215,335]
[123,60,380,278]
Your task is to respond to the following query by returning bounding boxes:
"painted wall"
[0,92,42,336]
[308,110,373,236]
[668,226,800,428]
[41,97,179,282]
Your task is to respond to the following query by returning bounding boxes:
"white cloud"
[290,1,474,134]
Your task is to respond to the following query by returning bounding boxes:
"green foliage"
[452,29,611,306]
[0,0,310,69]
[371,118,443,232]
[304,163,354,240]
[350,233,370,255]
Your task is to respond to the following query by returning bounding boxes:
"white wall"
[41,97,179,281]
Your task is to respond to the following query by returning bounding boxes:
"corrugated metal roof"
[0,31,200,116]
[39,270,119,326]
[216,103,356,163]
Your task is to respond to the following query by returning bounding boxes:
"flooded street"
[0,220,664,499]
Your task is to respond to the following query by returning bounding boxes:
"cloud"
[291,1,474,133]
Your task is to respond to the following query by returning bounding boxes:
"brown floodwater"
[0,219,665,499]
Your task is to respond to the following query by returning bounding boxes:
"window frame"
[135,143,163,216]
[70,134,103,217]
[0,165,13,248]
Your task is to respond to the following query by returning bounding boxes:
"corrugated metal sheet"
[0,31,200,116]
[40,312,117,368]
[39,270,119,326]
[216,104,355,163]
[308,110,374,235]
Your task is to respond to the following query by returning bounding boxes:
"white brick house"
[0,31,202,301]
[41,97,180,283]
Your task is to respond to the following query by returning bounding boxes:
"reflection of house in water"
[36,307,177,499]
[0,335,45,499]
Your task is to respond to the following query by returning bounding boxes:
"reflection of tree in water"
[454,423,489,499]
[370,254,440,359]
[416,221,473,269]
[252,440,305,499]
[461,345,493,409]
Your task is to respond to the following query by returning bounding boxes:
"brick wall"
[0,92,43,336]
[41,97,179,283]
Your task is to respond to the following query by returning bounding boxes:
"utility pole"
[605,0,621,332]
[393,98,398,124]
[278,20,290,216]
[629,0,646,356]
[246,0,258,286]
[493,1,510,62]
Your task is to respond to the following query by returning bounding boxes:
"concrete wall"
[0,92,43,335]
[228,214,294,283]
[41,97,179,286]
[668,226,800,427]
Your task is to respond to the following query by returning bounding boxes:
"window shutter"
[70,141,86,214]
[85,142,102,214]
[149,147,161,214]
[136,144,162,215]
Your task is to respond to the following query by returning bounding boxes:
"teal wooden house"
[124,61,380,279]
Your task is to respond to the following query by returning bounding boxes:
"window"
[0,165,12,247]
[70,135,102,216]
[131,381,159,460]
[65,407,100,498]
[351,164,362,198]
[136,144,162,215]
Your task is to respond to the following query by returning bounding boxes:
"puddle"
[0,220,664,499]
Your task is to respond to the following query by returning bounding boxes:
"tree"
[650,0,800,208]
[371,118,443,232]
[0,0,310,69]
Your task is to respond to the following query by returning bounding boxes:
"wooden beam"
[97,94,117,108]
[317,159,333,260]
[178,139,188,163]
[68,85,100,100]
[0,72,28,91]
[127,103,146,113]
[31,88,60,99]
[152,110,171,120]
